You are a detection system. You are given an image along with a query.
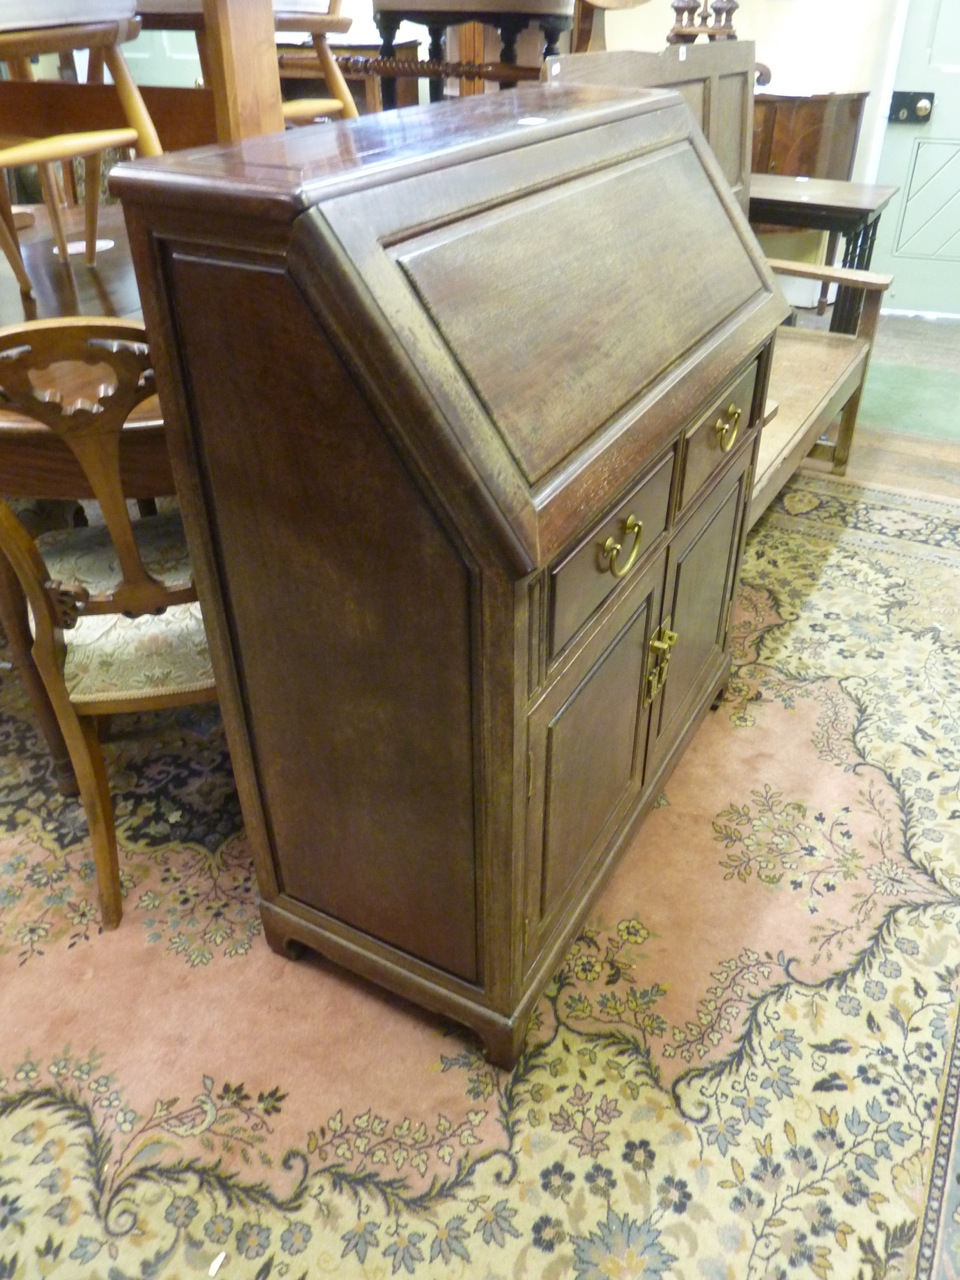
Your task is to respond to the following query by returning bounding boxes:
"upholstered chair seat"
[36,512,214,707]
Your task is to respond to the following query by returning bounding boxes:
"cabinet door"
[525,556,663,966]
[646,448,751,783]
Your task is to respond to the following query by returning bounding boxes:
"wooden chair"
[0,317,216,928]
[137,0,359,124]
[0,8,162,294]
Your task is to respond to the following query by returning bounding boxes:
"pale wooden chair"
[0,6,162,294]
[0,318,216,928]
[137,0,359,123]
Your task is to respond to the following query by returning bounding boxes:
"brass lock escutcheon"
[714,403,742,453]
[645,620,678,704]
[600,514,643,579]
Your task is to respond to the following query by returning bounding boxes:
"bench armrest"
[765,258,893,345]
[766,258,893,292]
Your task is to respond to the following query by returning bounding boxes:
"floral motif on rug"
[0,699,254,967]
[1,473,959,1279]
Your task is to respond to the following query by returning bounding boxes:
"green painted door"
[870,0,960,316]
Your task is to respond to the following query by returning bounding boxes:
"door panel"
[647,454,749,783]
[871,0,960,315]
[525,556,663,961]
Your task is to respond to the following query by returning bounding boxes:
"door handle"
[889,91,935,123]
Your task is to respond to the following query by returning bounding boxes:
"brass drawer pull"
[600,514,643,579]
[714,403,742,453]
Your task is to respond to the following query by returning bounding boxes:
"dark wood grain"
[115,84,783,1065]
[752,92,867,180]
[748,174,899,233]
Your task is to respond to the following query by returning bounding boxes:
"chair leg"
[832,394,861,474]
[312,34,359,120]
[77,713,122,929]
[103,45,164,158]
[0,178,33,295]
[0,553,78,795]
[84,153,102,265]
[37,162,72,266]
[51,696,123,928]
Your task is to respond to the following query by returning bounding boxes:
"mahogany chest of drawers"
[114,85,786,1066]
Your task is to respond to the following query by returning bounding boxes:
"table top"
[749,174,899,229]
[0,398,172,500]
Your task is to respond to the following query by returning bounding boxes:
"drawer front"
[679,362,758,511]
[550,448,674,657]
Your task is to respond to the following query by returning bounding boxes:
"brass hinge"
[527,751,534,801]
[723,598,733,640]
[522,915,530,954]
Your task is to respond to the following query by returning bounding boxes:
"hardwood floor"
[844,427,960,500]
[3,201,959,502]
[0,202,140,327]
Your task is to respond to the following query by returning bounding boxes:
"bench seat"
[747,257,892,529]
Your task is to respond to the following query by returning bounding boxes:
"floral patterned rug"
[2,470,959,1279]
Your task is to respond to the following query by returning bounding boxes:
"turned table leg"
[376,15,401,110]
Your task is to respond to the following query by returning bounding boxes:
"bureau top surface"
[113,84,681,209]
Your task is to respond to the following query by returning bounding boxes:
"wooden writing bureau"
[113,86,787,1066]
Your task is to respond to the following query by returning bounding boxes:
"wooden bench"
[544,45,894,528]
[748,257,892,528]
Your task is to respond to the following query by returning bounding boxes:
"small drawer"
[679,363,758,510]
[550,449,674,657]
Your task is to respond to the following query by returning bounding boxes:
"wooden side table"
[749,174,898,334]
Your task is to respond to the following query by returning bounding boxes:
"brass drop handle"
[714,403,742,453]
[601,514,643,579]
